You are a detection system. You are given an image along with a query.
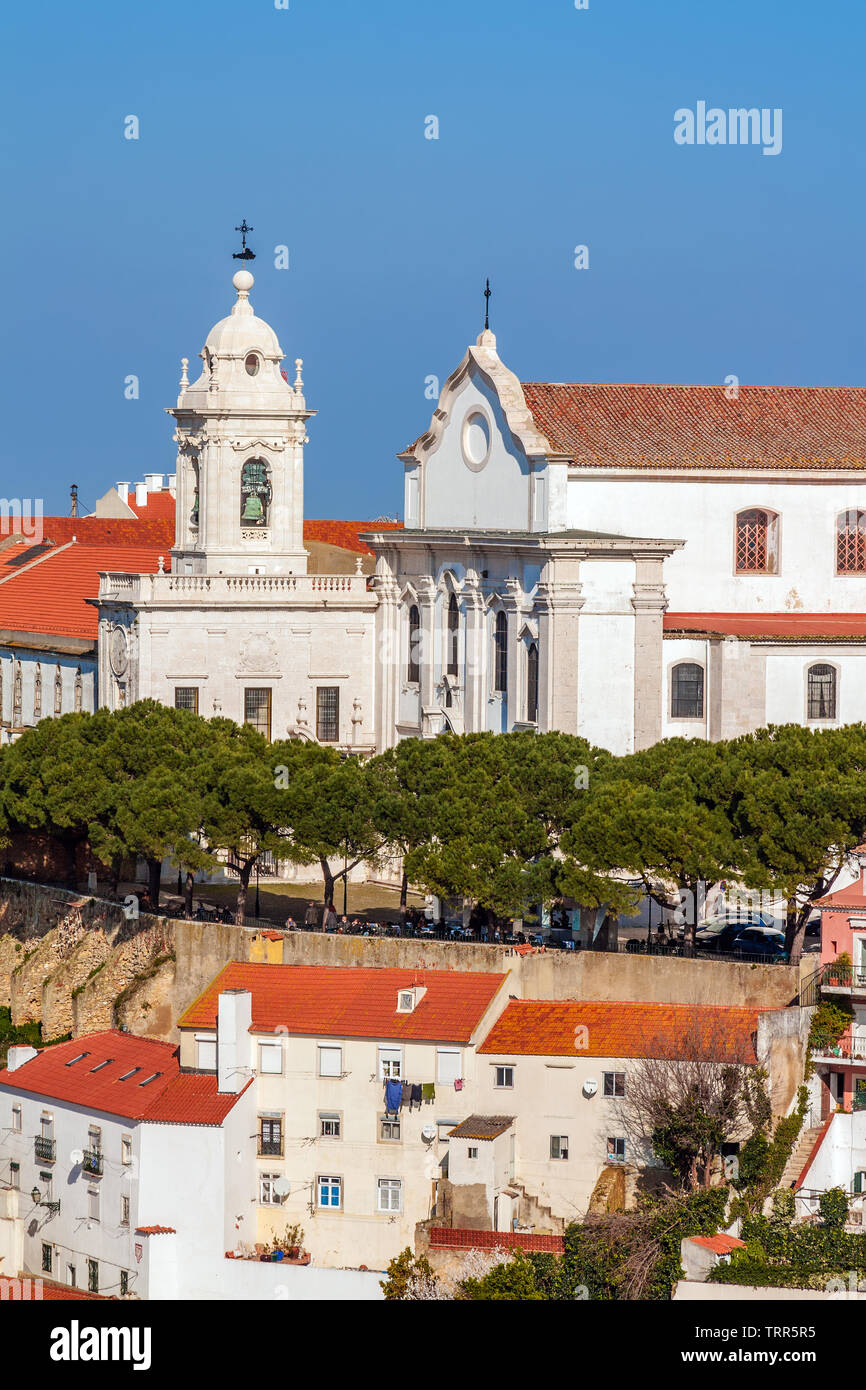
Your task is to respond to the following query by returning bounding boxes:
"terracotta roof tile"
[665,612,866,640]
[304,520,403,556]
[178,962,507,1043]
[520,382,866,471]
[689,1234,746,1254]
[448,1114,514,1140]
[134,1226,177,1235]
[813,882,866,909]
[0,543,169,640]
[0,1031,245,1125]
[478,1000,763,1062]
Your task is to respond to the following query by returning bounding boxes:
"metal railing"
[34,1137,55,1162]
[81,1149,103,1176]
[258,1138,283,1157]
[822,963,866,992]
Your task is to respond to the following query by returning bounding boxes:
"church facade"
[95,270,866,757]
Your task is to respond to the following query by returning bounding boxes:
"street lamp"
[31,1187,61,1214]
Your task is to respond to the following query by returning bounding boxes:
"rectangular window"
[258,1042,283,1075]
[120,1194,130,1226]
[317,1175,342,1209]
[494,1065,514,1089]
[11,1105,21,1133]
[9,1161,19,1189]
[319,1113,341,1139]
[120,1271,129,1296]
[88,1187,100,1222]
[603,1072,626,1098]
[436,1048,461,1085]
[244,687,272,740]
[607,1137,626,1162]
[378,1046,402,1080]
[468,1147,478,1160]
[316,686,340,743]
[377,1178,402,1213]
[88,1259,99,1294]
[259,1172,285,1206]
[379,1115,401,1142]
[550,1135,569,1161]
[67,1265,76,1289]
[87,1125,101,1151]
[41,1243,52,1274]
[318,1045,342,1078]
[196,1038,217,1071]
[121,1136,132,1166]
[259,1117,283,1157]
[437,1120,457,1143]
[174,687,199,713]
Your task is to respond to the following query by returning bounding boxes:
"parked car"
[730,926,789,959]
[695,918,774,953]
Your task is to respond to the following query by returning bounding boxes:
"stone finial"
[157,555,165,573]
[355,556,364,575]
[297,694,308,728]
[179,357,189,390]
[294,358,304,390]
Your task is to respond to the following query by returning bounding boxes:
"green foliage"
[809,998,855,1053]
[459,1248,544,1300]
[819,1187,849,1228]
[0,1007,69,1062]
[710,1204,866,1288]
[731,1086,809,1215]
[379,1247,437,1300]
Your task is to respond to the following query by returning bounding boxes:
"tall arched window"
[54,664,63,714]
[12,660,22,727]
[671,662,704,719]
[240,458,271,528]
[837,510,866,573]
[33,663,41,719]
[407,605,421,684]
[74,666,83,713]
[493,611,508,694]
[735,509,779,573]
[526,642,539,723]
[446,594,459,677]
[807,663,837,720]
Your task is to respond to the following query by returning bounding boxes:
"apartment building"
[177,963,510,1269]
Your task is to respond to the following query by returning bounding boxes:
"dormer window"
[396,986,426,1013]
[244,353,260,377]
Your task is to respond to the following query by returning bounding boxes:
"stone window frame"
[733,506,781,575]
[668,660,705,721]
[805,661,839,723]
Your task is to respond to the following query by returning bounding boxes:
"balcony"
[258,1138,283,1157]
[34,1136,55,1163]
[81,1149,103,1176]
[97,571,372,607]
[822,964,866,995]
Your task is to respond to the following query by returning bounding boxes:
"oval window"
[244,353,260,377]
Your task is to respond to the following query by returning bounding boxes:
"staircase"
[510,1181,567,1233]
[779,1123,826,1190]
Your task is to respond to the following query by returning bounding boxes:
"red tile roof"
[304,520,403,555]
[15,1277,110,1300]
[0,543,169,640]
[478,1000,762,1063]
[179,962,508,1043]
[127,492,177,521]
[665,612,866,640]
[0,515,176,549]
[0,1031,245,1125]
[429,1226,565,1254]
[134,1226,176,1235]
[813,881,866,910]
[519,382,866,471]
[689,1234,746,1254]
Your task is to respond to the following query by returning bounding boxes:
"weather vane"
[483,277,491,330]
[233,220,256,261]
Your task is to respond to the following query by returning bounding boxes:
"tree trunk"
[321,858,335,917]
[108,860,121,897]
[785,901,808,965]
[184,870,195,919]
[236,858,255,926]
[147,858,162,913]
[399,867,408,927]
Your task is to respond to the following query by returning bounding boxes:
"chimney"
[144,472,164,493]
[167,473,177,497]
[116,482,131,505]
[134,482,148,507]
[217,989,253,1095]
[6,1044,38,1072]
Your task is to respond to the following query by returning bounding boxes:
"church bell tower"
[169,252,314,576]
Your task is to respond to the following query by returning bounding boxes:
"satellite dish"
[70,1149,84,1165]
[582,1078,598,1098]
[273,1177,291,1197]
[421,1124,437,1143]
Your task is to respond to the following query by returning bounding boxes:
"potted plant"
[282,1222,305,1260]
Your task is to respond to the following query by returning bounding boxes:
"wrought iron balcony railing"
[258,1137,283,1157]
[34,1136,55,1162]
[81,1149,103,1176]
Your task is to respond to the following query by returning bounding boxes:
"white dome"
[204,271,283,359]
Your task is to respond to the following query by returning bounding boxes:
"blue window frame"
[317,1175,342,1209]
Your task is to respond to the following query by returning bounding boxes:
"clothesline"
[383,1077,465,1115]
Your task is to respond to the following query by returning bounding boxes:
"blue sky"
[2,0,864,519]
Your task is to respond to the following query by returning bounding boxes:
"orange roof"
[689,1234,746,1254]
[520,382,866,471]
[814,881,866,910]
[0,515,175,548]
[0,543,169,640]
[665,612,866,640]
[135,1226,177,1235]
[0,1031,245,1125]
[127,491,177,521]
[179,962,508,1042]
[478,1000,762,1062]
[304,519,403,555]
[21,1278,109,1300]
